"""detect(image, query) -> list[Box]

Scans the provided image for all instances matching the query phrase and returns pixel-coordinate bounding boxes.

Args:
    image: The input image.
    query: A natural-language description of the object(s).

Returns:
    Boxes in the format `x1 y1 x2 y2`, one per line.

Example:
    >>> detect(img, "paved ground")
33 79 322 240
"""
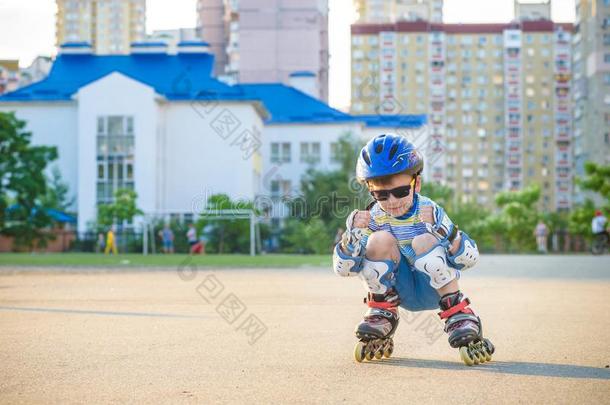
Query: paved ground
1 255 610 404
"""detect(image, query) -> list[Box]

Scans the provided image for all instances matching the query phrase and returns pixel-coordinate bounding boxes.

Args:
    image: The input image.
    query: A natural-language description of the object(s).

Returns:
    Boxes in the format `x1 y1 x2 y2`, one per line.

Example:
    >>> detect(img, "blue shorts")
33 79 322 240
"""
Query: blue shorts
394 254 443 312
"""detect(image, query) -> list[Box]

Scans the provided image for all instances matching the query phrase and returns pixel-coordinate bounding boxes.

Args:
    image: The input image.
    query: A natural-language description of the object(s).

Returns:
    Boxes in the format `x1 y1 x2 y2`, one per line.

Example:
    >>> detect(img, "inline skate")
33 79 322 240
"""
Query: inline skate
354 290 400 362
438 291 495 366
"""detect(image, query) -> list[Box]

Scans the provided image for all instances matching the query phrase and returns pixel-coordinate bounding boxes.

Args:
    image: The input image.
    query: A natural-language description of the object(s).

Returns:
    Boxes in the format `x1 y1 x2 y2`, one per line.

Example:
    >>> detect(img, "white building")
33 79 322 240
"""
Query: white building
147 29 199 54
18 56 53 88
0 42 426 233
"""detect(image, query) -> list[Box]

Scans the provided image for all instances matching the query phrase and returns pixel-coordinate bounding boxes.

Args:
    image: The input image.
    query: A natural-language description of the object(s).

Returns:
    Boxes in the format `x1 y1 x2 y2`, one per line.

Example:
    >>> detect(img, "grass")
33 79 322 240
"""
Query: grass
0 253 332 268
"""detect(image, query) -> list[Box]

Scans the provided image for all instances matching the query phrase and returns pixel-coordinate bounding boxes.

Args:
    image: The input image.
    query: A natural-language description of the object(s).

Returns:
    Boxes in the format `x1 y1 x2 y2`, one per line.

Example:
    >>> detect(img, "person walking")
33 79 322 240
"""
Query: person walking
534 220 548 253
104 226 118 255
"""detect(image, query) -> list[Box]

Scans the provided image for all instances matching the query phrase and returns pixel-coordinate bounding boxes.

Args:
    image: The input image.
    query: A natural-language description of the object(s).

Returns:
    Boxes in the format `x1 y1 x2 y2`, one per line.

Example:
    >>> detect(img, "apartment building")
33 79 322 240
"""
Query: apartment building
351 19 573 212
196 0 329 100
572 0 610 205
56 0 146 54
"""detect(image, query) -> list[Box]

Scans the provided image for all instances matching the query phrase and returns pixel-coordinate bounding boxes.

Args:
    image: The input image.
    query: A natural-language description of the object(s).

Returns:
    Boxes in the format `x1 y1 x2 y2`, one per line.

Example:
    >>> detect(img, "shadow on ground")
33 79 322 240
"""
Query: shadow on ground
372 357 610 380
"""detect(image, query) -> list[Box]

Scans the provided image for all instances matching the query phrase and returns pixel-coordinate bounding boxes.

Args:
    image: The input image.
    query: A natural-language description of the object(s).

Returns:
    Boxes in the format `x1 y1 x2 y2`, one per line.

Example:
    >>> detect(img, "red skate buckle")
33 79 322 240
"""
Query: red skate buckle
368 300 396 309
438 297 471 319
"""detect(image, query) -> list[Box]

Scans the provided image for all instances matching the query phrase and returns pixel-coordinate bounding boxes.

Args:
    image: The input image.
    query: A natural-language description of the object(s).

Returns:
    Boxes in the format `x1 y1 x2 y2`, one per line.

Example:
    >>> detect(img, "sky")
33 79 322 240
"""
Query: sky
0 0 576 110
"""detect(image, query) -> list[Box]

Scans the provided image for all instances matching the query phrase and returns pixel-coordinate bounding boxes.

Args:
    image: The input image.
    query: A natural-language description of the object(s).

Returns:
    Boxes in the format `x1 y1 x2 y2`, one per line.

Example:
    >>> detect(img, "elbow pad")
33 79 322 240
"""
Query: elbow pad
332 244 364 277
447 232 479 270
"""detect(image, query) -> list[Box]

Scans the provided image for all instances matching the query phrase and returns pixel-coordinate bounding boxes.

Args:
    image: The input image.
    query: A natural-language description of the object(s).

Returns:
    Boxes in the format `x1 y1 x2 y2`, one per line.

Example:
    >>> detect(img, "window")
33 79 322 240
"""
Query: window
97 117 105 134
270 142 291 163
96 116 135 205
270 180 291 198
461 36 473 45
300 142 320 164
330 142 340 163
605 53 610 63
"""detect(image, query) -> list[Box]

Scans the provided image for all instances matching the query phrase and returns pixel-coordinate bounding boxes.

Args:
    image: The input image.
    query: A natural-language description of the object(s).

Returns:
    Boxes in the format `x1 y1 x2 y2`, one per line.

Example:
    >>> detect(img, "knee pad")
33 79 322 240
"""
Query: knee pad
447 232 479 270
359 258 397 295
413 243 458 289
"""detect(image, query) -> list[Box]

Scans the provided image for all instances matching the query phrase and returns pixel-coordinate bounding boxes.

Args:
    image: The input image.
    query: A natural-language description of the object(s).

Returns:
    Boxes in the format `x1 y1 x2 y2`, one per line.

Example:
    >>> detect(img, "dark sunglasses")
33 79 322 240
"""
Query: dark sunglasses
369 179 415 201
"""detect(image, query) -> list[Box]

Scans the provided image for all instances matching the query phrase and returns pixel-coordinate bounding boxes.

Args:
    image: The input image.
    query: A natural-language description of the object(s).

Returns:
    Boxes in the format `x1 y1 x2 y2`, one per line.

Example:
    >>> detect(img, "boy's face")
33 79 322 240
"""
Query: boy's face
367 173 420 217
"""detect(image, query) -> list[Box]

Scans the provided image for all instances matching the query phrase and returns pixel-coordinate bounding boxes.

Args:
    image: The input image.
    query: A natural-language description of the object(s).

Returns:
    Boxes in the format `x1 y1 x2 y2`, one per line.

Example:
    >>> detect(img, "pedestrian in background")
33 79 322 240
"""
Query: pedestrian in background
159 224 174 254
186 223 198 254
96 232 106 253
534 220 548 253
104 226 118 255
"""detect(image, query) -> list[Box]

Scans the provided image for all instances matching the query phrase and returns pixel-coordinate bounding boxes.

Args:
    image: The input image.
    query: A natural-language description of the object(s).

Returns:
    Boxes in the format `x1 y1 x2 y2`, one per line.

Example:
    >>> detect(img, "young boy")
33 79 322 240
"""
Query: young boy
332 133 493 365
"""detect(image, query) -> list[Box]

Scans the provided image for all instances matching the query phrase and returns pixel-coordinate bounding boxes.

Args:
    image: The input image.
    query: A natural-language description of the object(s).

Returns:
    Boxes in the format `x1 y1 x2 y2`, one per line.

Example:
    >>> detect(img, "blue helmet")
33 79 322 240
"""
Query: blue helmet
356 134 423 181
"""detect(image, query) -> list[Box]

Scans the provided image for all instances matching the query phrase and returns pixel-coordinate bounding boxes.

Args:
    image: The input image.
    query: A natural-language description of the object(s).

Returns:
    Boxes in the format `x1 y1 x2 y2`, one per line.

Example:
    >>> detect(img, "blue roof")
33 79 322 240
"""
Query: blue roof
0 52 426 127
355 114 427 128
237 83 353 124
0 52 246 102
6 205 76 224
60 42 91 49
289 71 316 78
178 41 210 47
131 42 168 47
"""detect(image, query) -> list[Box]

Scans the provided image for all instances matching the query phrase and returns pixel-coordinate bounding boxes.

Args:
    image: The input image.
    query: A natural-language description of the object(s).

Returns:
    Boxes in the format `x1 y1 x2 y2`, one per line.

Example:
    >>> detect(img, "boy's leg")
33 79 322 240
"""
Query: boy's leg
411 233 482 348
354 231 401 340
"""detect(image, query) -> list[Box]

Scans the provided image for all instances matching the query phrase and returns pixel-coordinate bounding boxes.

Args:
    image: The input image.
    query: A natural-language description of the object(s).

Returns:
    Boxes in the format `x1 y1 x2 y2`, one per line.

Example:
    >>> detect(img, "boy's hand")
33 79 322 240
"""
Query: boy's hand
352 210 371 228
339 210 370 257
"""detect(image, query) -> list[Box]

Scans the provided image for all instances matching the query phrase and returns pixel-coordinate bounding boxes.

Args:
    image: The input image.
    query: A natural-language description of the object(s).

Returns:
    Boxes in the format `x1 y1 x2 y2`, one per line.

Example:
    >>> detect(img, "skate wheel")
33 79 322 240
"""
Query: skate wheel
354 341 366 363
483 338 494 361
483 350 492 362
365 347 375 361
383 342 393 359
374 349 383 360
459 346 475 366
483 338 495 355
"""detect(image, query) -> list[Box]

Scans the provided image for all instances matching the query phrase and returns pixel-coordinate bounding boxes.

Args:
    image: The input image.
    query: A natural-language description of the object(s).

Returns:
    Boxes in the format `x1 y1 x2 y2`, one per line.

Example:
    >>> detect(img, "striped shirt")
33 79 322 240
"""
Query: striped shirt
360 193 454 264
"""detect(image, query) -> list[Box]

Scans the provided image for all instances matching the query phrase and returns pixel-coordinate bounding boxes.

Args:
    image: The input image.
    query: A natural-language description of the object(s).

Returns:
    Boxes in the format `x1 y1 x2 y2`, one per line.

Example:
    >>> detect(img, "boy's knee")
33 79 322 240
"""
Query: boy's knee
412 233 438 255
366 231 399 261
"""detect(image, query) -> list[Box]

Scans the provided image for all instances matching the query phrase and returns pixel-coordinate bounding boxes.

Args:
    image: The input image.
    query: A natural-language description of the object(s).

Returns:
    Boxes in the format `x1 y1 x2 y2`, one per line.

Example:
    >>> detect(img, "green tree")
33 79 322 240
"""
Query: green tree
0 112 58 250
420 181 454 209
284 132 367 252
281 218 333 254
493 185 541 252
97 188 143 227
578 162 610 211
567 199 596 239
41 166 74 213
196 193 263 254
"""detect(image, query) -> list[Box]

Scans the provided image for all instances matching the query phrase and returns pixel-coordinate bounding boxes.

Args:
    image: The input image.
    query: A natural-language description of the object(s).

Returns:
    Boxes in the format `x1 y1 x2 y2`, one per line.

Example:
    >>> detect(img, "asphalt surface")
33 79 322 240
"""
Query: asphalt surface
1 255 609 404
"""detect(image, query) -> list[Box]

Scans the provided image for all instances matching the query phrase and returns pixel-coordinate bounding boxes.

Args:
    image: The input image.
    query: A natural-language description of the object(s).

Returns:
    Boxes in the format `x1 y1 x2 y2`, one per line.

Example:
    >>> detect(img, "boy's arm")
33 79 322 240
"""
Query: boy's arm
332 209 376 276
421 201 479 270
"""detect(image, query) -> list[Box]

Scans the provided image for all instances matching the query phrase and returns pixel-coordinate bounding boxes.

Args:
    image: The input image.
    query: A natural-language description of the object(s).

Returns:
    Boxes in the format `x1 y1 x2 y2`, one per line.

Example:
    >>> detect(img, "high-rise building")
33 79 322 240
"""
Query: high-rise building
147 29 199 54
55 0 146 54
196 0 329 101
196 0 230 76
19 56 53 88
514 0 551 21
354 0 443 23
351 20 573 212
0 60 20 95
572 0 610 205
